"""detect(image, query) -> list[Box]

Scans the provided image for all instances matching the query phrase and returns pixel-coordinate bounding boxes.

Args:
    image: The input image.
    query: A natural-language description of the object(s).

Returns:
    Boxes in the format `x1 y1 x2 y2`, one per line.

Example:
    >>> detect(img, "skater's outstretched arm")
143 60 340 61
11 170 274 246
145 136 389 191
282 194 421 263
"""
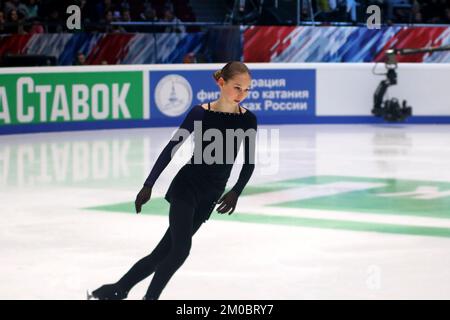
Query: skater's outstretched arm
143 106 204 189
135 106 204 214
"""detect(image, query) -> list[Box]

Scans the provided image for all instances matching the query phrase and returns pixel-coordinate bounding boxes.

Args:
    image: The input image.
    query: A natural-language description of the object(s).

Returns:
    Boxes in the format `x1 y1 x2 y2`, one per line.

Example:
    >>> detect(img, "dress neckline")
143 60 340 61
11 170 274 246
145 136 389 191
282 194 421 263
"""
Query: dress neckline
202 102 246 115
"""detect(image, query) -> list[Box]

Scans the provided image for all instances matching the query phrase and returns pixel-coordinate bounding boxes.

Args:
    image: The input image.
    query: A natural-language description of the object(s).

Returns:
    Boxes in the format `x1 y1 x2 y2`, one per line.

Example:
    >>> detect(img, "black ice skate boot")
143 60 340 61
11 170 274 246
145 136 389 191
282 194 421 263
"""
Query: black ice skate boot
88 283 129 300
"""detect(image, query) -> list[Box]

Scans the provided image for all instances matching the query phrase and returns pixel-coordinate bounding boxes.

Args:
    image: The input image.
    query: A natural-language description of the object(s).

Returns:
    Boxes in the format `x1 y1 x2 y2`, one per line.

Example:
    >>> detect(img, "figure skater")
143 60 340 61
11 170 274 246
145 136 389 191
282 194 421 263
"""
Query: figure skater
90 61 257 300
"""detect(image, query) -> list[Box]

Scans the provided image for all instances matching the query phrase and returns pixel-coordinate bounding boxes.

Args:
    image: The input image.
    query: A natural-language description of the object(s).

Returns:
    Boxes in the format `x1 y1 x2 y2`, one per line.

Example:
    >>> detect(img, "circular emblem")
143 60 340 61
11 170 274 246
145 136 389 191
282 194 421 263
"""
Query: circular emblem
154 74 192 117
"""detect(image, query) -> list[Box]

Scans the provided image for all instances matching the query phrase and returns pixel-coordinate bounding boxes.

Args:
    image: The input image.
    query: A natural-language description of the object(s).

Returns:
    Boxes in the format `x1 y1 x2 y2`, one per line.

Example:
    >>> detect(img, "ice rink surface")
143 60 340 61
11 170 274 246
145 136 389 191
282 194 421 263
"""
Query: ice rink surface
1 123 450 299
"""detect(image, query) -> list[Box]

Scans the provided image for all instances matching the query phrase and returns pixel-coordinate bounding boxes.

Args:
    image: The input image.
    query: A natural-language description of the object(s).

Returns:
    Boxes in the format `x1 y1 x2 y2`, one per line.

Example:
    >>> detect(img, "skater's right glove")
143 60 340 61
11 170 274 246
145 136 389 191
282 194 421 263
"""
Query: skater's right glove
135 185 152 214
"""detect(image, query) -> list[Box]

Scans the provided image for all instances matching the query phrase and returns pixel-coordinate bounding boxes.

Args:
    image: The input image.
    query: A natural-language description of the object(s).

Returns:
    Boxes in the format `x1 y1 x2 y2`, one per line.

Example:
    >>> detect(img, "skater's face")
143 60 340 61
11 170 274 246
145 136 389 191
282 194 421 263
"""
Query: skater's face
217 73 251 105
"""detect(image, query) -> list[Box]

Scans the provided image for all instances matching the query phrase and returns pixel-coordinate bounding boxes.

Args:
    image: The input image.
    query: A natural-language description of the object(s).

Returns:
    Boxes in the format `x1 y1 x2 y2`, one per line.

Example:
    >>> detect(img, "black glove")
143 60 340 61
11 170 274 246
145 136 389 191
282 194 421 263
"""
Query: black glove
216 190 239 215
135 185 152 214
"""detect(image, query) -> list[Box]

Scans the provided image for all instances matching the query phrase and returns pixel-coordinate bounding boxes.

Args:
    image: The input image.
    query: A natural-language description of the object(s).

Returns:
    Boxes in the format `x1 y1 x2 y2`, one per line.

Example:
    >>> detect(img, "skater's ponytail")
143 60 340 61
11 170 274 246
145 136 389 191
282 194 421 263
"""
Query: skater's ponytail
213 61 251 83
213 70 222 82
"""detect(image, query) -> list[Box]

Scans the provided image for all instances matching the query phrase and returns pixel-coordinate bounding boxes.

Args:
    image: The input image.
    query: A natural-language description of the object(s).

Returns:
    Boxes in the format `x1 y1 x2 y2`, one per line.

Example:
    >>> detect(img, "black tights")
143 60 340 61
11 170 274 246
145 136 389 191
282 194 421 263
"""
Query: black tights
117 198 204 300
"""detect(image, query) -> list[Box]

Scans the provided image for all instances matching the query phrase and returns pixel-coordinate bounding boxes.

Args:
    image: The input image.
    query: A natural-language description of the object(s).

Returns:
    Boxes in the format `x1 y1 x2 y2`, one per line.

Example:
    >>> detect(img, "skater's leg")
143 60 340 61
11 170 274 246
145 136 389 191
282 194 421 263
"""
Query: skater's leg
144 198 196 300
115 227 171 293
114 205 204 294
90 228 172 300
91 199 203 300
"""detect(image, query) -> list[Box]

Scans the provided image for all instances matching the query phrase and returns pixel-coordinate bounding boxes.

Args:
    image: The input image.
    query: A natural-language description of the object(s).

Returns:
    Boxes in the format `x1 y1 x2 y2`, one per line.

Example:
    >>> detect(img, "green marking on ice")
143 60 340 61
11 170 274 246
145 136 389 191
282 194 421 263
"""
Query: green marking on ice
86 175 450 238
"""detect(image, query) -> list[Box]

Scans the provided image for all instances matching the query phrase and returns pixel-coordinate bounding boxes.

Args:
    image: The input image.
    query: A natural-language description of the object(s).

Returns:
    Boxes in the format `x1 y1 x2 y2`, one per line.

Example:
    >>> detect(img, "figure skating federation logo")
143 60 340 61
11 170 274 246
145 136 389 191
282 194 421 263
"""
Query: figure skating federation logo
154 74 192 117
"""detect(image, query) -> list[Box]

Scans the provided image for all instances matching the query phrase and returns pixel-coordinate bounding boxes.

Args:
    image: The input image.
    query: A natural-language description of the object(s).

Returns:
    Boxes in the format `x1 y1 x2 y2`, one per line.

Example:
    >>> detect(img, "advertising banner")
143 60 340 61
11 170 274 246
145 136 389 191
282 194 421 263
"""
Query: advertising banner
149 69 316 125
0 71 144 134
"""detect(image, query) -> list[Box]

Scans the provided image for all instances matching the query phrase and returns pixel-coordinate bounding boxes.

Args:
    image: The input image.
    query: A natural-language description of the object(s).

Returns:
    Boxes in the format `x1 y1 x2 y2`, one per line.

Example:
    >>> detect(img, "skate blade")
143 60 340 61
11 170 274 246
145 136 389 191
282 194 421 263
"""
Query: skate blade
87 290 97 300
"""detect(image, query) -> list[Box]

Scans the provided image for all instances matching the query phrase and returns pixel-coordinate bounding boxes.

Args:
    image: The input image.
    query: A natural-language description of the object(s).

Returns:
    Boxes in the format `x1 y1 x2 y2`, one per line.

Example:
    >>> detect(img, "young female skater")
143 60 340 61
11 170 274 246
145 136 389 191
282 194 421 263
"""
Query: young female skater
90 61 257 300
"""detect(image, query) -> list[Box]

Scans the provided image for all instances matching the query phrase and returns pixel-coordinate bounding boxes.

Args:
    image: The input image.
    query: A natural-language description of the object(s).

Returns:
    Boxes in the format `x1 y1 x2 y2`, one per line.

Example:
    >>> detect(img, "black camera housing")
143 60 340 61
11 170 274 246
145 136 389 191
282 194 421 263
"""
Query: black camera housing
373 98 412 122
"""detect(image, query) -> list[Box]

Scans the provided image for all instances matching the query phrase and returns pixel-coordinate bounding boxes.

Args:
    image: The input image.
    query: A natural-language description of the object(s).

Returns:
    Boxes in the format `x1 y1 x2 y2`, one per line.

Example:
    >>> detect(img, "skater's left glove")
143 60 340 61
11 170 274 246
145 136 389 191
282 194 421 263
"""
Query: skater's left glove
216 190 238 215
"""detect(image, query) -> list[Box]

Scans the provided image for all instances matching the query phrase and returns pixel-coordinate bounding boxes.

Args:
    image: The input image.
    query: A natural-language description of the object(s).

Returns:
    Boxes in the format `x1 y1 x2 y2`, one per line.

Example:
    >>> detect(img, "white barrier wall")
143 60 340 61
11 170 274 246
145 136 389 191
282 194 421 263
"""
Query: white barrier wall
0 62 449 134
313 63 450 116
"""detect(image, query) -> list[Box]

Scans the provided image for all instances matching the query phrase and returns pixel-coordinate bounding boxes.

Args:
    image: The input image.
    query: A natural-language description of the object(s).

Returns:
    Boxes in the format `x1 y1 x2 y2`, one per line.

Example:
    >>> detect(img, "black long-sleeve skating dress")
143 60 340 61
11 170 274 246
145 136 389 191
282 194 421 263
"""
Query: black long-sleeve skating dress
144 101 257 221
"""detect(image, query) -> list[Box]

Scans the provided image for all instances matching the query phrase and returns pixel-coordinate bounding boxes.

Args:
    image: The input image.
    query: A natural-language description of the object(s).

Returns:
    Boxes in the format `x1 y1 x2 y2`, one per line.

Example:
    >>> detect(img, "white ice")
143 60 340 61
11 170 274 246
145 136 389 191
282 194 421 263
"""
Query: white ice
1 124 450 299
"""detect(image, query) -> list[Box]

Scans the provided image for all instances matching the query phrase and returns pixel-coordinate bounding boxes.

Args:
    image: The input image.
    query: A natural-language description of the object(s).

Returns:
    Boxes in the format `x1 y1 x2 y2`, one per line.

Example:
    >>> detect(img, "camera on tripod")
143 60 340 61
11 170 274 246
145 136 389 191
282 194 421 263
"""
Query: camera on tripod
372 45 450 122
372 54 412 122
372 98 412 122
372 49 412 122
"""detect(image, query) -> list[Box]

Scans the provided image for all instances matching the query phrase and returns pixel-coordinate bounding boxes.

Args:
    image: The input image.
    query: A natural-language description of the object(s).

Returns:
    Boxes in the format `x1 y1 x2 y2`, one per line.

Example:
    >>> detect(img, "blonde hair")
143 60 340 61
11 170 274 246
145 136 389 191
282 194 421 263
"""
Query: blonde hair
213 61 251 82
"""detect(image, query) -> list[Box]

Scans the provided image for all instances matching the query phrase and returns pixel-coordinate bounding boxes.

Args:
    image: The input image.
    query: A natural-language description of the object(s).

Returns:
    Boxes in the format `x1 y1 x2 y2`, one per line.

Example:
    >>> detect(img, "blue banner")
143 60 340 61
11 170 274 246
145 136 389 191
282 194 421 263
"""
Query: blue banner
149 69 316 125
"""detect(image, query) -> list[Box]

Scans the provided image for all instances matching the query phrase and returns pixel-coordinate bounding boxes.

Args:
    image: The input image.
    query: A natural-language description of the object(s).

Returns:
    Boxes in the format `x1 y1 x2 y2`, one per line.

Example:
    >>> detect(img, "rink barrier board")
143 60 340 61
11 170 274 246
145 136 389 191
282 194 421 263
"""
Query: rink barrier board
0 63 449 135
